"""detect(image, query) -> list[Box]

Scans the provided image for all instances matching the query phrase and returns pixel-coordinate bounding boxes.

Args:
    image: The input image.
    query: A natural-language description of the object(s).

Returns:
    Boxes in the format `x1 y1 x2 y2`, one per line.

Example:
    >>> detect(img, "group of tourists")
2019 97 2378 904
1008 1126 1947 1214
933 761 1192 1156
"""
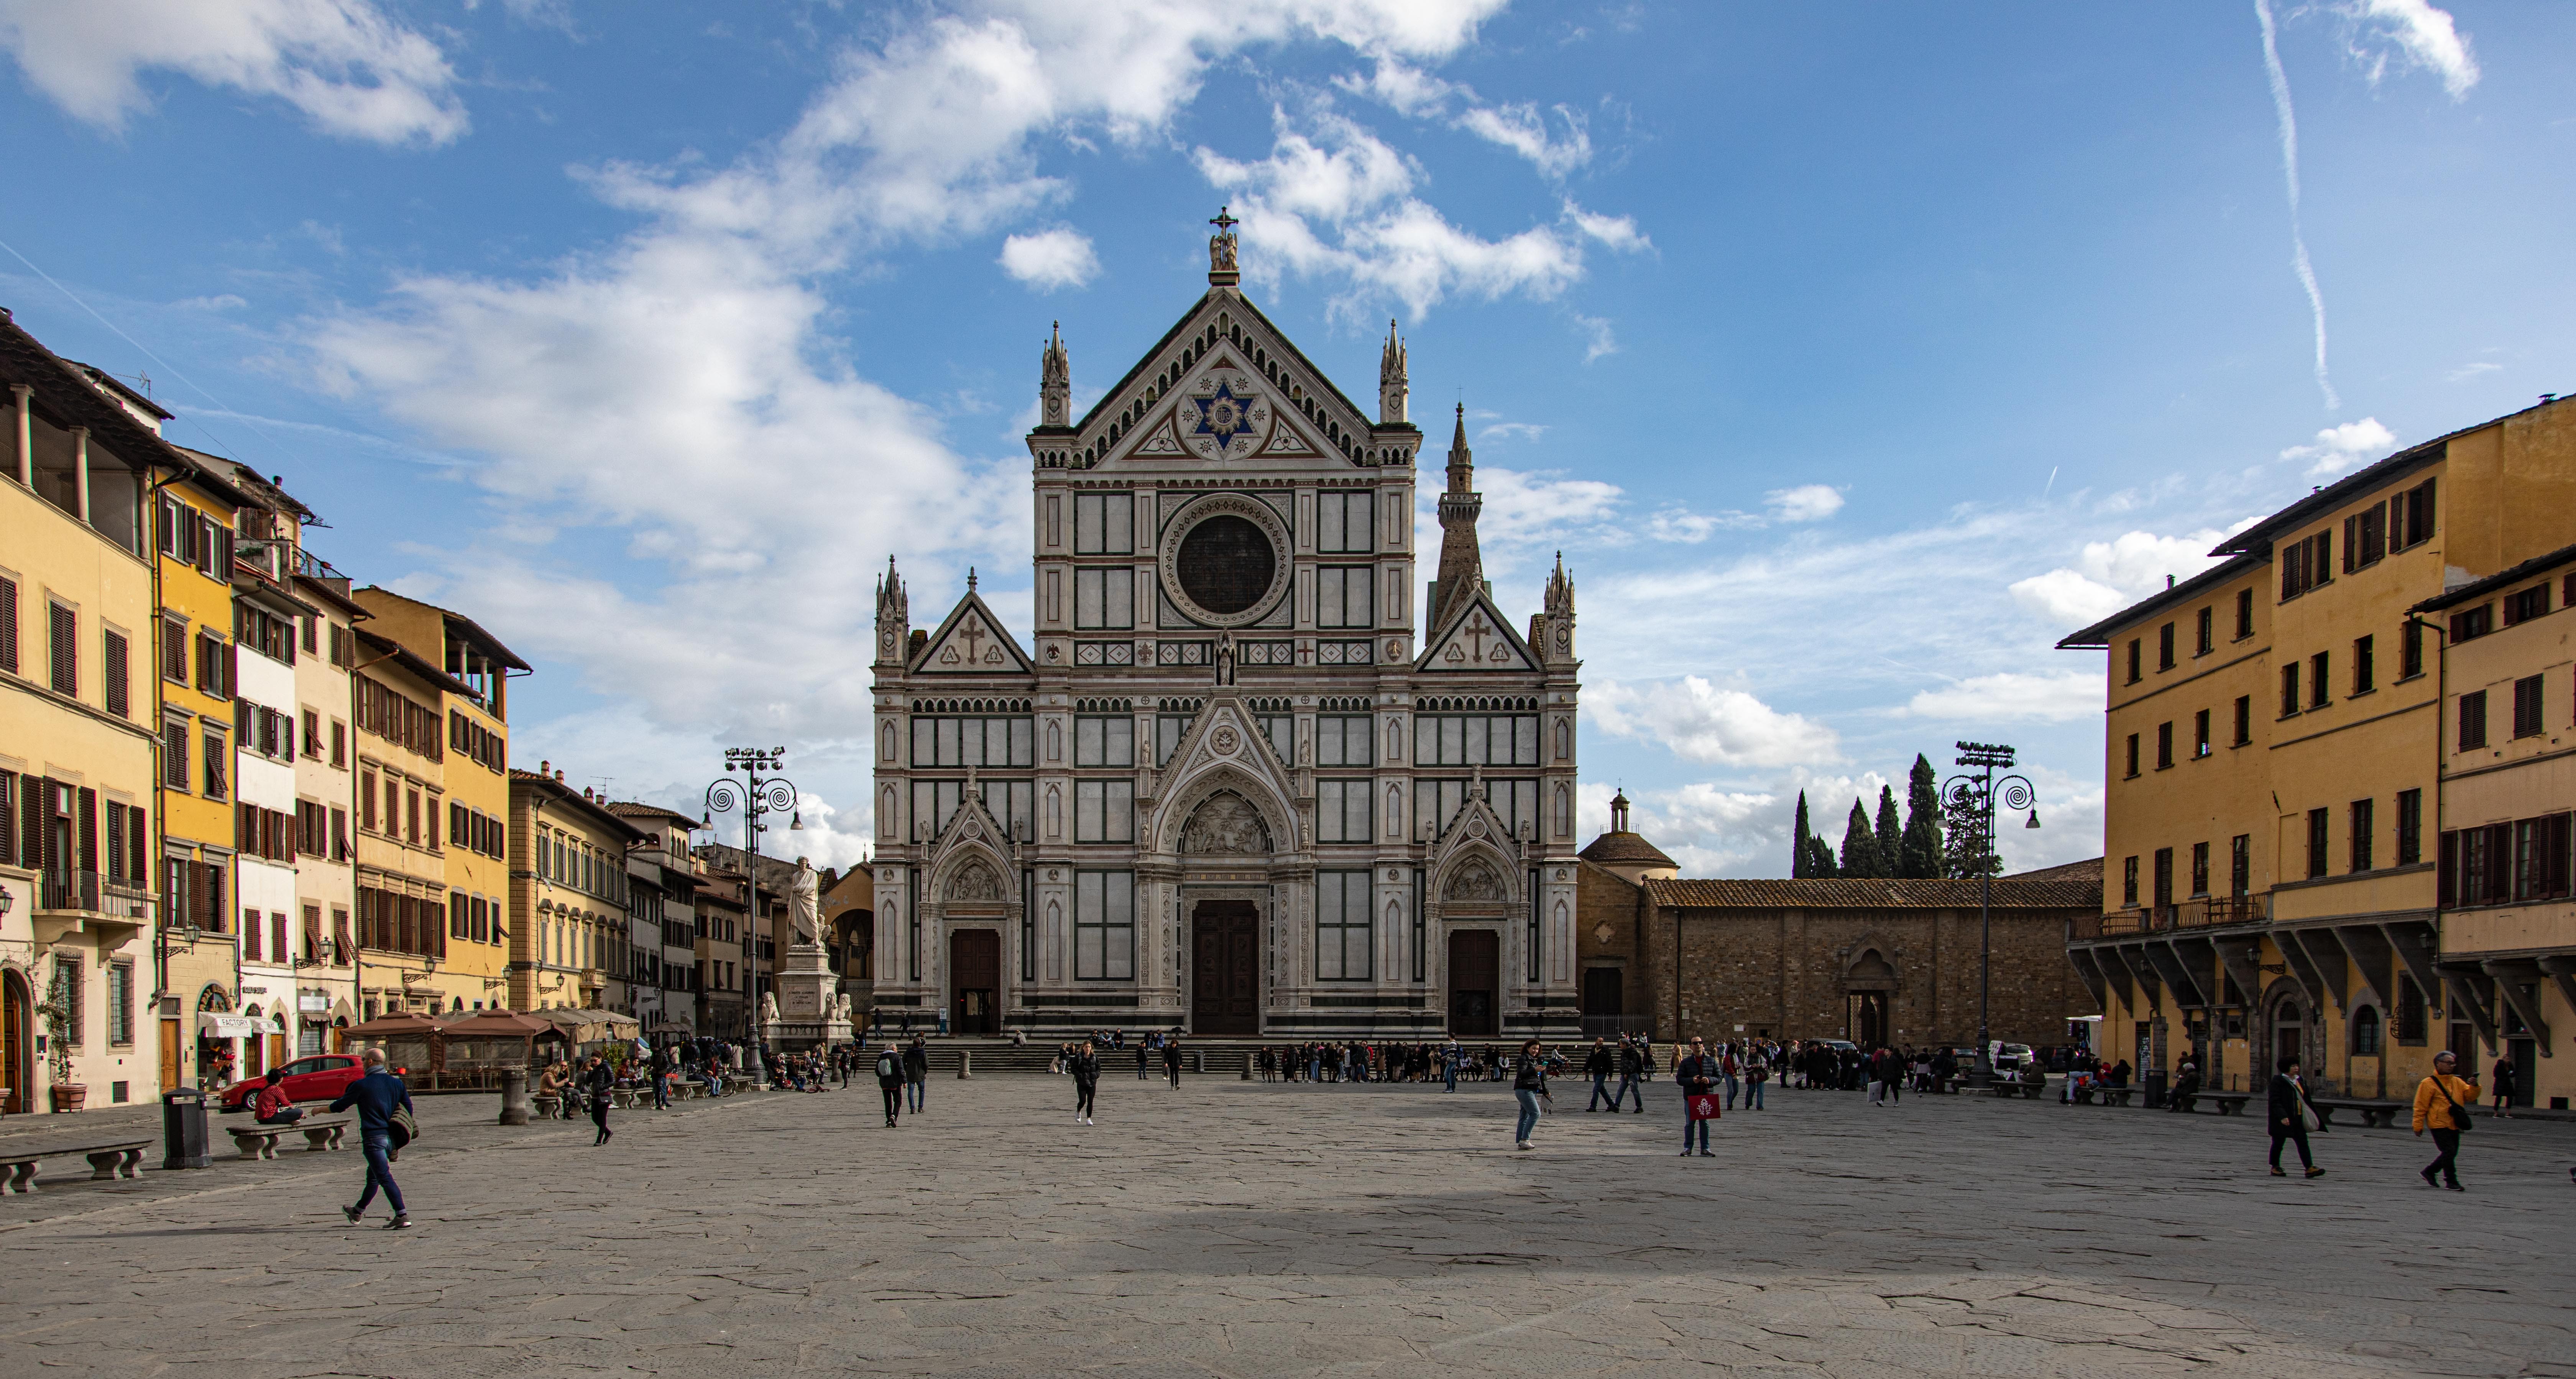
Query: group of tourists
1251 1040 1533 1086
2258 1049 2489 1189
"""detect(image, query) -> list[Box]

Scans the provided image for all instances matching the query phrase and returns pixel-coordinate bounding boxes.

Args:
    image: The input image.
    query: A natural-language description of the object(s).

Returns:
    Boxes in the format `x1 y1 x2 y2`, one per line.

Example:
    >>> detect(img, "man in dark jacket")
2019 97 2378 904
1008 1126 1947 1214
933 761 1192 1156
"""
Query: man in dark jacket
1070 1041 1101 1124
329 1047 415 1229
2268 1054 2325 1177
585 1055 616 1146
1584 1038 1616 1111
1613 1038 1646 1113
1163 1036 1184 1088
903 1037 930 1113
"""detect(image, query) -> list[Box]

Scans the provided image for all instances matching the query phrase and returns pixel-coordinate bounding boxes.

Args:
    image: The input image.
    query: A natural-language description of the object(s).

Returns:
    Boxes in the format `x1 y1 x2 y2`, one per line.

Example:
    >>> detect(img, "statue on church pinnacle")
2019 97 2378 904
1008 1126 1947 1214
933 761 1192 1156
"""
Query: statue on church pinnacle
1379 319 1408 425
1208 206 1240 286
1040 321 1069 427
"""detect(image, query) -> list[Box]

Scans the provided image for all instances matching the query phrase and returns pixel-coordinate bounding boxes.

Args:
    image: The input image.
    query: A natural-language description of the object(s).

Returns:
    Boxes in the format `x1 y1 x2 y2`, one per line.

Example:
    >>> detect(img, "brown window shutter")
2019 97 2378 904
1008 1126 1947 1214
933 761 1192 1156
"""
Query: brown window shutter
20 774 41 873
0 575 17 674
103 631 128 717
77 787 96 880
128 805 148 885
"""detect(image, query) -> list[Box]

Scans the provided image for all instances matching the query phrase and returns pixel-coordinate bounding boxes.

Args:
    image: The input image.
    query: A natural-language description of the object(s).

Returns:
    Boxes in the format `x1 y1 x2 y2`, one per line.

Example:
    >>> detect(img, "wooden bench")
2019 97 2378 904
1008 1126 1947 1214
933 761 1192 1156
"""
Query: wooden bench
0 1139 150 1192
2210 1092 2252 1116
2310 1097 2405 1129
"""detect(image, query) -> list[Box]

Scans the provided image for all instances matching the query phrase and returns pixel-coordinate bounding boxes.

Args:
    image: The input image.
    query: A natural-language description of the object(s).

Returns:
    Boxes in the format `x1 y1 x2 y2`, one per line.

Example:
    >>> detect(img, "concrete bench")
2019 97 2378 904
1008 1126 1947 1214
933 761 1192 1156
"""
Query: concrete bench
2310 1098 2405 1129
0 1139 150 1192
2210 1092 2252 1116
226 1123 294 1160
2096 1086 2136 1107
295 1116 351 1152
532 1093 561 1118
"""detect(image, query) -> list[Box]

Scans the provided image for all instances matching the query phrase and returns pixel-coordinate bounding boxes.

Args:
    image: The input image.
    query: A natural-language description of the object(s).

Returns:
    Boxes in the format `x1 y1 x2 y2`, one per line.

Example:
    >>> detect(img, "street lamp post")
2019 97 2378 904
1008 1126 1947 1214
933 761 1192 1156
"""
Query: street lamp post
1943 740 2039 1088
701 747 800 1055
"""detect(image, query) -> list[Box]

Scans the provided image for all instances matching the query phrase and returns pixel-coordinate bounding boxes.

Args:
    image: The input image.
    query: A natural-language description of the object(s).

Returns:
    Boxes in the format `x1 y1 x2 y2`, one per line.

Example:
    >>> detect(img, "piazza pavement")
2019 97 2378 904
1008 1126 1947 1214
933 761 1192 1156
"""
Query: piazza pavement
0 1070 2569 1378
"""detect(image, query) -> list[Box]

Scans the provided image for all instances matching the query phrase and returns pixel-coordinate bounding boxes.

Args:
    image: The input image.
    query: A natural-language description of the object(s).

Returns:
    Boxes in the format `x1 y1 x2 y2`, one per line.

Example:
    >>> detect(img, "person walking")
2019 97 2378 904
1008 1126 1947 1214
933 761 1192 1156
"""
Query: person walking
1743 1053 1768 1110
330 1047 415 1230
1442 1037 1462 1092
1584 1038 1616 1111
1163 1036 1184 1088
1510 1039 1549 1151
874 1043 906 1127
1137 1040 1153 1081
1071 1040 1100 1125
2489 1052 2517 1118
585 1055 615 1146
2414 1050 2479 1190
904 1036 930 1114
1675 1037 1722 1157
2266 1054 2326 1177
650 1044 673 1109
1613 1037 1646 1113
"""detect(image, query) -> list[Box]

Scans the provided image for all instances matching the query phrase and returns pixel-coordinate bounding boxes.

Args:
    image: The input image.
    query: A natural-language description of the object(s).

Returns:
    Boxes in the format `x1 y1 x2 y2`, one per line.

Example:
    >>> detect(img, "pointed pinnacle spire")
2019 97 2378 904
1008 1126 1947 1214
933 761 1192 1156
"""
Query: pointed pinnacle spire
1446 403 1473 493
1377 319 1409 425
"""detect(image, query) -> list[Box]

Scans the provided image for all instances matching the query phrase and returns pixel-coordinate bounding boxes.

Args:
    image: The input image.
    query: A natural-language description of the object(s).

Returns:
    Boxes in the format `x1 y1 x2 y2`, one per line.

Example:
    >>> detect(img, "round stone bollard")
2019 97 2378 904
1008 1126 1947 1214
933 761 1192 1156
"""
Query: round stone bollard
1191 1050 1204 1073
956 1049 973 1080
1239 1054 1252 1080
498 1068 531 1126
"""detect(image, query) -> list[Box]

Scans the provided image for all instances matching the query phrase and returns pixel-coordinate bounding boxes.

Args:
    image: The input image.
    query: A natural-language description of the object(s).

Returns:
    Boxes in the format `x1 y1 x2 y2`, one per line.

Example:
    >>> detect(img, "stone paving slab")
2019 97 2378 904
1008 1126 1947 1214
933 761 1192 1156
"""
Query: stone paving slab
1 1077 2571 1377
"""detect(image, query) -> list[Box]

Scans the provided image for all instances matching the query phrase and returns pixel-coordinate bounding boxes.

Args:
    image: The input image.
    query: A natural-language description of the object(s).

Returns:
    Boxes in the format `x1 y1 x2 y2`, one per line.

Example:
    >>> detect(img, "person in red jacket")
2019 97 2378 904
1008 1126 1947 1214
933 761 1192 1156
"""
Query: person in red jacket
251 1069 305 1127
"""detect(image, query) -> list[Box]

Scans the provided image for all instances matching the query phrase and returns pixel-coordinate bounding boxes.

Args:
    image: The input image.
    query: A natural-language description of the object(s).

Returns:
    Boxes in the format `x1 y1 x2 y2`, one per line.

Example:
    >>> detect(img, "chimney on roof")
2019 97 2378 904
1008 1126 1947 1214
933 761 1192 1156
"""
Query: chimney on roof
555 769 565 783
539 759 549 776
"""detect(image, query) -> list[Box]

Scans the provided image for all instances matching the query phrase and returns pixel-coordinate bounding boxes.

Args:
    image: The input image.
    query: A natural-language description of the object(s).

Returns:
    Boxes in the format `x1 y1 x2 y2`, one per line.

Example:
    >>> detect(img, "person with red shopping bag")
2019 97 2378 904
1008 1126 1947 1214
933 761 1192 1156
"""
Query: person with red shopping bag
1676 1037 1723 1157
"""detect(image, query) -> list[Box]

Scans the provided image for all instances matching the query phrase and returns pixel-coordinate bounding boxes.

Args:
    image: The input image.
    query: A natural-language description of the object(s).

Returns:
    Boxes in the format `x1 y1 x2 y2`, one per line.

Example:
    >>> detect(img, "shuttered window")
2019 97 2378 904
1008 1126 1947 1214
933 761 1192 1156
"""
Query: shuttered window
48 602 76 695
0 575 16 674
102 630 128 717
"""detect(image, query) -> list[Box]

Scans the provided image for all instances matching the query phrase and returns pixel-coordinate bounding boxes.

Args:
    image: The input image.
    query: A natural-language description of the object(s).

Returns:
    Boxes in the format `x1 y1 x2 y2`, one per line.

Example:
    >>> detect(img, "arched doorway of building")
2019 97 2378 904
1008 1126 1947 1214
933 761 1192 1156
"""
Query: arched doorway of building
2267 987 2306 1073
1450 930 1499 1038
950 930 999 1035
1189 899 1260 1035
1843 947 1897 1048
1 968 30 1114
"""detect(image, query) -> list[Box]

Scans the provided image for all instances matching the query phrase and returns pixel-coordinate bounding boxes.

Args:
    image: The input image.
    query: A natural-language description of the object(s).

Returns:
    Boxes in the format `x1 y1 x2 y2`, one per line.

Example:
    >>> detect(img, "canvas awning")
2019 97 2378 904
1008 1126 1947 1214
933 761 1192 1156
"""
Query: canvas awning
194 1013 281 1037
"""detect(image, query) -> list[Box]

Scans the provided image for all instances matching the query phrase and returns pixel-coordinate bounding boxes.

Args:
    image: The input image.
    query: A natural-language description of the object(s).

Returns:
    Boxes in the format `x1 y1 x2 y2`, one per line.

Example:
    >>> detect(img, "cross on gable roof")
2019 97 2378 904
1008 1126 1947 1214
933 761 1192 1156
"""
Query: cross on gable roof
910 588 1035 677
1416 587 1538 674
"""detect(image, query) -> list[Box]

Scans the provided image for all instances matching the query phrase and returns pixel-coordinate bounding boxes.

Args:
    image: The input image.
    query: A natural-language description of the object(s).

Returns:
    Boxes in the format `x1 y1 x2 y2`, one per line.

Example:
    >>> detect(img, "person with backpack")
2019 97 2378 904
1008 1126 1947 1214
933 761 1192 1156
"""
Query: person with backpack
2413 1050 2479 1190
1675 1037 1723 1156
330 1047 416 1230
1070 1040 1101 1124
874 1044 907 1127
2267 1054 2326 1178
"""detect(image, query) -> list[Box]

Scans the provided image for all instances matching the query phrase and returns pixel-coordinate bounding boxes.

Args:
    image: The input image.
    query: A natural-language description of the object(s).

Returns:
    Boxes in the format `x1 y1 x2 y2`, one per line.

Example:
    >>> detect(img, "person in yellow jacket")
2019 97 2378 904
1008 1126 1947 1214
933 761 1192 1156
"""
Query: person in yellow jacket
2411 1049 2480 1191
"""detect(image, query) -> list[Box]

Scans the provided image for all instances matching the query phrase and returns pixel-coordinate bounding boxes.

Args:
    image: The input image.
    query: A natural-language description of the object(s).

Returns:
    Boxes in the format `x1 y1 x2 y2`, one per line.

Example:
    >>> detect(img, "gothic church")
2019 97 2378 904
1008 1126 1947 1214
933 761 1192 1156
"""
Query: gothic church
869 213 1582 1039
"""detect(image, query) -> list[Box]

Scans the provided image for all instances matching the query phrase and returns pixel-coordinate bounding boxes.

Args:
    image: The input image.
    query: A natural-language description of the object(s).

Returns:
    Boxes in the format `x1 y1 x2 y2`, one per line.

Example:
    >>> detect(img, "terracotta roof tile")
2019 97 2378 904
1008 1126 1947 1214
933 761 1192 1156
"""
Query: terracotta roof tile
1578 831 1677 867
1642 877 2101 910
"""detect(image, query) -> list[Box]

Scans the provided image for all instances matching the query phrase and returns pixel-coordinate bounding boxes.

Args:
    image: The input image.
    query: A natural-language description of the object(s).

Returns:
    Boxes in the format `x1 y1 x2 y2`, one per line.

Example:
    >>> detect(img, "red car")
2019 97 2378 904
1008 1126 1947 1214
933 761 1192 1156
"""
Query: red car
216 1053 366 1113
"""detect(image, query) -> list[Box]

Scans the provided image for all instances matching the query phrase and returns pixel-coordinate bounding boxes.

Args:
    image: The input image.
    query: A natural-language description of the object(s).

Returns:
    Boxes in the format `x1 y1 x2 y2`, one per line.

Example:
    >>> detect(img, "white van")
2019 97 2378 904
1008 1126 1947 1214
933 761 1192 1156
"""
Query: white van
1990 1042 2035 1073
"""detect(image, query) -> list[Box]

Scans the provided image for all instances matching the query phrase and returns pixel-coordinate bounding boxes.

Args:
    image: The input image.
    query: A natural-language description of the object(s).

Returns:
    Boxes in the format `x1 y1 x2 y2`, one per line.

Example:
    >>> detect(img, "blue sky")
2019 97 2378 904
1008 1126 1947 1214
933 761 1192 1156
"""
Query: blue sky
2 0 2567 874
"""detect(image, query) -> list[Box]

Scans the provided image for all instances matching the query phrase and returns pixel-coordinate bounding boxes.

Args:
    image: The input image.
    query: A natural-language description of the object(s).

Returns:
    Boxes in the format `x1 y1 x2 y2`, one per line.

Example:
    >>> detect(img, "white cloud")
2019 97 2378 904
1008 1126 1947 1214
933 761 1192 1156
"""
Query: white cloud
2007 523 2254 629
1905 671 2100 724
998 226 1099 290
2445 360 2501 382
1477 421 1547 442
1197 103 1643 318
1573 312 1617 362
1339 54 1595 178
1444 465 1625 577
0 0 468 145
1644 506 1757 543
2342 0 2479 99
1764 483 1843 523
2279 416 2396 478
1588 677 1841 769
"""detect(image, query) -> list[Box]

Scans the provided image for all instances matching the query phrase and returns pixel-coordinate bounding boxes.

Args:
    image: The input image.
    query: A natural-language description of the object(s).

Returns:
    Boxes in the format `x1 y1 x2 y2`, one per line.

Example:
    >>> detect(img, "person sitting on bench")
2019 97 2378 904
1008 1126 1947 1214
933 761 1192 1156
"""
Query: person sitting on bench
252 1070 306 1127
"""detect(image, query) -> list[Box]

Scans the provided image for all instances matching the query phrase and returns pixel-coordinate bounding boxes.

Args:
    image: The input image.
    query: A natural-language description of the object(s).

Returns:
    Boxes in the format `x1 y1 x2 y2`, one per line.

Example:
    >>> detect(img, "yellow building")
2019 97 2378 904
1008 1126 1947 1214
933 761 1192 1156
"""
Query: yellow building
510 765 643 1012
0 317 169 1111
2413 542 2576 1109
347 628 459 1019
350 590 524 1017
2063 394 2576 1100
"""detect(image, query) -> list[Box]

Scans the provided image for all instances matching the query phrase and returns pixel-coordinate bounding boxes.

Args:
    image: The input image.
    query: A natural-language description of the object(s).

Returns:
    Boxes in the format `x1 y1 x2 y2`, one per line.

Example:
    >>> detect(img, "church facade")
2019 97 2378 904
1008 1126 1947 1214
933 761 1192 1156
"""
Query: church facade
867 214 1582 1039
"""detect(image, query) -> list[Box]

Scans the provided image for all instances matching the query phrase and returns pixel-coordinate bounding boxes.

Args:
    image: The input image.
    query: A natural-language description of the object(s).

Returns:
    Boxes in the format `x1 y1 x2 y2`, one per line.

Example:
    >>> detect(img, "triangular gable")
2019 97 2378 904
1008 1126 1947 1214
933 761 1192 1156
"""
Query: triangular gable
1152 692 1303 848
1416 589 1539 674
910 591 1035 676
1429 788 1525 896
926 786 1020 885
1071 292 1397 472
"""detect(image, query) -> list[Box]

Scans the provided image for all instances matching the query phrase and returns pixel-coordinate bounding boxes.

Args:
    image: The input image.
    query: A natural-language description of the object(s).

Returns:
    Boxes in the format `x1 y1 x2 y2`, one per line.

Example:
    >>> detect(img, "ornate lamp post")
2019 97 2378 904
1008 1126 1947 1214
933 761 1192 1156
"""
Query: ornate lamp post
701 747 800 1046
1943 740 2039 1088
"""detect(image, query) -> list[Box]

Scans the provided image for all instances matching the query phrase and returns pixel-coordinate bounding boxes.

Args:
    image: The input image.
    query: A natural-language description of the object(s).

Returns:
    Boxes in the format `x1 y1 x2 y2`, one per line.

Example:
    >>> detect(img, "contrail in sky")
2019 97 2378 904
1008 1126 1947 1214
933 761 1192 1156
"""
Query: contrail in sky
2255 0 2339 410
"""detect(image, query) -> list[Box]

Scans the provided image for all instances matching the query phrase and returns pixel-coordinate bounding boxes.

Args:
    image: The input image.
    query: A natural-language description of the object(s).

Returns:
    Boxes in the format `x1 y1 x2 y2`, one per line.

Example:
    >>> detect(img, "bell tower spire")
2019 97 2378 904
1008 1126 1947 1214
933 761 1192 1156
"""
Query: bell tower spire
1039 321 1070 428
1428 403 1486 631
1378 319 1408 425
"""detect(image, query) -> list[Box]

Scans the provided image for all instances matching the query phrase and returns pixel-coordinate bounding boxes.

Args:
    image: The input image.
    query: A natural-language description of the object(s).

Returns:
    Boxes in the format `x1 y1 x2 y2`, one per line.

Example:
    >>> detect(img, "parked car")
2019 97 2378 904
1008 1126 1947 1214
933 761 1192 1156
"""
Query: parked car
1989 1042 2036 1074
216 1053 365 1113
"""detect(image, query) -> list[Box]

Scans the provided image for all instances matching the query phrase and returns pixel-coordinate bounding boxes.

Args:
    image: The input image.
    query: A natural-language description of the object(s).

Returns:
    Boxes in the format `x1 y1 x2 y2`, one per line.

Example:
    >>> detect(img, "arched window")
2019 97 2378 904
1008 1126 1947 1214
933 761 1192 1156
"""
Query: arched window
1045 786 1063 840
2351 1005 2383 1056
1385 719 1401 761
1385 784 1403 838
1046 720 1063 762
1554 718 1571 761
880 722 896 761
879 786 897 838
1553 784 1571 838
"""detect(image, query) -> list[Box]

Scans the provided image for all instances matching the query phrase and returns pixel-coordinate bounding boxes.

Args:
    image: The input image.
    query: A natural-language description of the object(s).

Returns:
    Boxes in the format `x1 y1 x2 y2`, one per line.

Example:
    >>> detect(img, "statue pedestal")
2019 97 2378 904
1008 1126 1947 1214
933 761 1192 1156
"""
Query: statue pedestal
765 943 853 1049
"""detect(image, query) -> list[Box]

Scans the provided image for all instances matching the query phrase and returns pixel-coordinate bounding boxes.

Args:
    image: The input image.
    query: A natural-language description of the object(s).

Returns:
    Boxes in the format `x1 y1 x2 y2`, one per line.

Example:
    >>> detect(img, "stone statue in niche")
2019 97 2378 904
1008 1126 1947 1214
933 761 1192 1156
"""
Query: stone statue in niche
949 859 1004 902
1446 859 1507 903
1182 793 1270 855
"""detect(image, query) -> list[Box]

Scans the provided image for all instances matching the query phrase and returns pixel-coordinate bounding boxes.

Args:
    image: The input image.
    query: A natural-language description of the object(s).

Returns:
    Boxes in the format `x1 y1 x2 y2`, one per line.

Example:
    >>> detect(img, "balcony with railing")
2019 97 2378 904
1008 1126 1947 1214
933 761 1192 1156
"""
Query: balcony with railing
2072 894 2269 941
33 871 156 930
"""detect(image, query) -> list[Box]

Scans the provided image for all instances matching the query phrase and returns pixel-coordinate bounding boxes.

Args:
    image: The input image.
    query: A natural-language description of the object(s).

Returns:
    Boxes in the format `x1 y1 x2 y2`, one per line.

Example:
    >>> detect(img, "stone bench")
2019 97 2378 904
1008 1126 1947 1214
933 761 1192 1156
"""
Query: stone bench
225 1123 296 1160
2310 1097 2405 1129
2209 1092 2252 1116
2095 1086 2136 1107
532 1093 561 1118
294 1116 350 1152
0 1140 150 1192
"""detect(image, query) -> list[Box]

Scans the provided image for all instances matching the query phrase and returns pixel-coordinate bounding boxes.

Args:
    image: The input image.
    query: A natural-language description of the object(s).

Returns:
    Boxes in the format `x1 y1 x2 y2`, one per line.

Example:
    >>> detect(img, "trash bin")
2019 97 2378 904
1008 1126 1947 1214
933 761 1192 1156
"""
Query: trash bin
163 1087 210 1170
2143 1068 2169 1110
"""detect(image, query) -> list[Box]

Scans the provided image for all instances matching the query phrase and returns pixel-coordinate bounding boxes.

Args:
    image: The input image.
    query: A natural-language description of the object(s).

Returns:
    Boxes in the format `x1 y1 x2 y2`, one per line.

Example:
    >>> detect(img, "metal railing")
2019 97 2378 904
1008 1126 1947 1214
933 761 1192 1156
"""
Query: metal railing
2073 894 2267 941
36 871 156 920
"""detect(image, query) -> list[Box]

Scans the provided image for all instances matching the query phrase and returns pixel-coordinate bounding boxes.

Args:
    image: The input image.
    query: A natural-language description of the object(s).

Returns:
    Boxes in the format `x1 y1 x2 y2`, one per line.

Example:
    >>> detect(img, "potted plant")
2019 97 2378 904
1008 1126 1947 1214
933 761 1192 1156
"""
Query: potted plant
34 970 81 1112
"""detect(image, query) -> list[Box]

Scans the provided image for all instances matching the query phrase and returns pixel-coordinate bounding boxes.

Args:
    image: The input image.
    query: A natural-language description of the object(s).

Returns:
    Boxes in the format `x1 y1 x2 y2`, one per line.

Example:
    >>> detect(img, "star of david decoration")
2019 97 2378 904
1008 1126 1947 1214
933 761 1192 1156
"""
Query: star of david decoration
1176 369 1272 461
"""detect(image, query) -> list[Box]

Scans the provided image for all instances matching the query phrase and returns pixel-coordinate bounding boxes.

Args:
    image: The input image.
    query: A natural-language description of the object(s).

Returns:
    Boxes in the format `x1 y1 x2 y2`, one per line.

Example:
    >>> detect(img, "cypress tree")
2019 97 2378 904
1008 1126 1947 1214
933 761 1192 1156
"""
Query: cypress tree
1805 833 1840 878
1791 791 1812 877
1899 753 1944 879
1839 799 1879 877
1873 785 1901 874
